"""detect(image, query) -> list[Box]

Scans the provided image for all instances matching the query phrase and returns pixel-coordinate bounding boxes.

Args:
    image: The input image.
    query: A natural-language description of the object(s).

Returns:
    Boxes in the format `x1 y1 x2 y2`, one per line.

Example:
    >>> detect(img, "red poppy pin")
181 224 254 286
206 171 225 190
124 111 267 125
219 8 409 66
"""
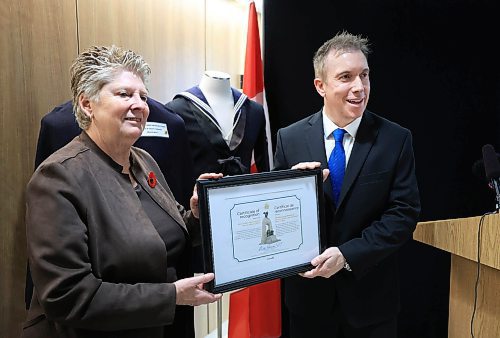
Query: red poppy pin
147 171 157 188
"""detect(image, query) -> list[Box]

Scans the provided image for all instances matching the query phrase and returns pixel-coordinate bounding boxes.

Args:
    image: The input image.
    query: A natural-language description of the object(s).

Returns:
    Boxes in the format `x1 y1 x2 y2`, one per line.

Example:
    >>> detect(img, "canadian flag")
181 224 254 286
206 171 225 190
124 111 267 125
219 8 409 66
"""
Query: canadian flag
243 1 274 173
228 1 281 338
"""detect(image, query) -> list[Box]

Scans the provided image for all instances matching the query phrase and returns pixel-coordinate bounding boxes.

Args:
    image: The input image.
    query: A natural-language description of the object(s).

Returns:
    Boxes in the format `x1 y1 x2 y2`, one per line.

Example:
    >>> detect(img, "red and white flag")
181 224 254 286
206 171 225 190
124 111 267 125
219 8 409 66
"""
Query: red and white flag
242 0 274 173
228 2 281 338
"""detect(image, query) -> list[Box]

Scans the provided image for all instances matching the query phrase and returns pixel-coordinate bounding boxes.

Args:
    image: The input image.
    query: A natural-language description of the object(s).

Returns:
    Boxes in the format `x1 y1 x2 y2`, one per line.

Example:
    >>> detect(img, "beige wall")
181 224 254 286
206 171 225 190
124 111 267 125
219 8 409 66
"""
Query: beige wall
0 0 247 336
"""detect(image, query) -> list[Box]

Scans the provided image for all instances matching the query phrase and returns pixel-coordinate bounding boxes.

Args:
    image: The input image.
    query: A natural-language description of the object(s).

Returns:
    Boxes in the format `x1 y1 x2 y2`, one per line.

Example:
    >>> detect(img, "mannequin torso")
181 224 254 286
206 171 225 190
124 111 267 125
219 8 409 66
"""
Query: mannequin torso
199 71 235 142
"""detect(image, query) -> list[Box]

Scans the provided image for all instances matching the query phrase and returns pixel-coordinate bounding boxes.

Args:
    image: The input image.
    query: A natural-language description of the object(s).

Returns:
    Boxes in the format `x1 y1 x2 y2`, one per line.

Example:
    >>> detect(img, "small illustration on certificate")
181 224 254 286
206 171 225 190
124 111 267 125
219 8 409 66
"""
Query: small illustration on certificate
231 197 302 260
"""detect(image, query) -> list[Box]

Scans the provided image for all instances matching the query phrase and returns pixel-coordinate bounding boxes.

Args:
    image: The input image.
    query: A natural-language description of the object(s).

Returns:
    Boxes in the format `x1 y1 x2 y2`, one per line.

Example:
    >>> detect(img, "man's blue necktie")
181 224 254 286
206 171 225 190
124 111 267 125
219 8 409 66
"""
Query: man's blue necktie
328 128 346 206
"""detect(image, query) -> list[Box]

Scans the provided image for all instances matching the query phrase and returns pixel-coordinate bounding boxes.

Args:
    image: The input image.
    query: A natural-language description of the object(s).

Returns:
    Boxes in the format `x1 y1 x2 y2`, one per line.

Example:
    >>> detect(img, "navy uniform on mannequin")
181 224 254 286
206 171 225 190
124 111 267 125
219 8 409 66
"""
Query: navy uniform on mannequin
166 71 270 271
274 32 420 338
166 70 269 178
25 97 195 310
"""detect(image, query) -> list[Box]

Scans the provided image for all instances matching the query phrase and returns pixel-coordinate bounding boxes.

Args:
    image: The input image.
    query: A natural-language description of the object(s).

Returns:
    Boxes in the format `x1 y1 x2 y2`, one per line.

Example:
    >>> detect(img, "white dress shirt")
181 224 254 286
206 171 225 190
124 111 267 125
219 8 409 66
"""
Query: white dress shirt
322 111 362 167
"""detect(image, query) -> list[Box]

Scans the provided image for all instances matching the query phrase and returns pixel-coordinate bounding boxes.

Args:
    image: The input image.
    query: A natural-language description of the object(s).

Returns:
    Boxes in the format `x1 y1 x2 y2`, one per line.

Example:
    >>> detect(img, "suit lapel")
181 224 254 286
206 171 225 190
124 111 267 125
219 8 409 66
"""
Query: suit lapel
144 177 187 231
337 111 379 208
306 111 334 201
131 155 188 232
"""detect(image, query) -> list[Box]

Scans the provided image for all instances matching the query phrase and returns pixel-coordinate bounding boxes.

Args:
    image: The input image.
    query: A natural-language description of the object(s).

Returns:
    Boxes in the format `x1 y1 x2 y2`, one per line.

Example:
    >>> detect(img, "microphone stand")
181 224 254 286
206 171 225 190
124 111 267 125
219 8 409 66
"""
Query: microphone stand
491 179 500 212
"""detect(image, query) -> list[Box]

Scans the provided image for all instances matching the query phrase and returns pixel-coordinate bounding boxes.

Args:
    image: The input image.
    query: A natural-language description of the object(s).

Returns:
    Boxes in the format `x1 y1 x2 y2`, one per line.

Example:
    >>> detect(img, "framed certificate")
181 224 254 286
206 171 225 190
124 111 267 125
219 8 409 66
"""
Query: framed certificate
196 168 326 293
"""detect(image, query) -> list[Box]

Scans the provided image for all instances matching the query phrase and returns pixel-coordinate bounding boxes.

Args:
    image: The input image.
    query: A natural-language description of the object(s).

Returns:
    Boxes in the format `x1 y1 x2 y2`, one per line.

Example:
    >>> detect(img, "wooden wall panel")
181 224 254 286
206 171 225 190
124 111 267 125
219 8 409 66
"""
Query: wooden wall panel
0 1 78 337
1 0 250 336
206 0 247 89
77 0 205 103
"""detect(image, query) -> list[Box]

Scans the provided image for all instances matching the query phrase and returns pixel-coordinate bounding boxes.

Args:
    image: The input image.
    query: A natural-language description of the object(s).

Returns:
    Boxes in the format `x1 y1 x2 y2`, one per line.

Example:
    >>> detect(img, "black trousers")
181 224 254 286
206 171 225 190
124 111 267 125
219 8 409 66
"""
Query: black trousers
288 307 397 338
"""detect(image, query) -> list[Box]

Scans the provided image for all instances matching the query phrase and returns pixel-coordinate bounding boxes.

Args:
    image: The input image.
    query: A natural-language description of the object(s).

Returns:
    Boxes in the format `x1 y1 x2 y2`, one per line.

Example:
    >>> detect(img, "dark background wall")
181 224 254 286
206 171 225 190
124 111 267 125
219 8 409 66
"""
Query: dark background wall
263 0 500 337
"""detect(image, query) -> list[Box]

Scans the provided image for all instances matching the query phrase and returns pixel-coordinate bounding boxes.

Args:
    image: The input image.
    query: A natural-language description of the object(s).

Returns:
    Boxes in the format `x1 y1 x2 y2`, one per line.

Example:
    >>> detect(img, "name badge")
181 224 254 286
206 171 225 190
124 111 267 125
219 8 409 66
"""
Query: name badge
142 122 169 138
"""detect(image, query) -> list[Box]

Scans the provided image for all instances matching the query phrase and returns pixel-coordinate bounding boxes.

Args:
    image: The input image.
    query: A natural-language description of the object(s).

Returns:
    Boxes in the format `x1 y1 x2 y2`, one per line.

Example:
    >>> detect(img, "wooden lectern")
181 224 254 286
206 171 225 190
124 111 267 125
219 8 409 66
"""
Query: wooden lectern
413 213 500 338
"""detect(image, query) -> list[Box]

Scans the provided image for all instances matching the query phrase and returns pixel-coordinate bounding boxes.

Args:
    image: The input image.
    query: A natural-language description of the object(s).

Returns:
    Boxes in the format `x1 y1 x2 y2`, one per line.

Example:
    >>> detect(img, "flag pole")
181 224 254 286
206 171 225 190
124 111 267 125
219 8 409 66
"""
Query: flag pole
228 1 281 337
217 298 222 338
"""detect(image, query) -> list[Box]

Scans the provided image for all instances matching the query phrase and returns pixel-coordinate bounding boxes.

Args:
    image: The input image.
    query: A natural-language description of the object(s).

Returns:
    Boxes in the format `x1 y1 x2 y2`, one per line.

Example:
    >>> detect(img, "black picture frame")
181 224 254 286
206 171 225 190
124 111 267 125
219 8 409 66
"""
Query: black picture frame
196 168 326 293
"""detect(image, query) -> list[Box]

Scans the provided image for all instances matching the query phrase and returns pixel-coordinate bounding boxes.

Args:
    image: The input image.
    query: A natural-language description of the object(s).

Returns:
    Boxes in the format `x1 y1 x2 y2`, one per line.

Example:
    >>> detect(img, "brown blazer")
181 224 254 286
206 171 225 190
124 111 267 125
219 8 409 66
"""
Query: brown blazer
23 132 198 338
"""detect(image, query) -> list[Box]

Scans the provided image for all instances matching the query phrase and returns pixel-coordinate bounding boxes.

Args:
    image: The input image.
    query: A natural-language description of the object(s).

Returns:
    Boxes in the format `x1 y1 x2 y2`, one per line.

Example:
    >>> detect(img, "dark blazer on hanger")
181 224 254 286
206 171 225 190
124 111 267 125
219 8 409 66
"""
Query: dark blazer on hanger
25 97 195 309
33 98 194 207
274 109 420 328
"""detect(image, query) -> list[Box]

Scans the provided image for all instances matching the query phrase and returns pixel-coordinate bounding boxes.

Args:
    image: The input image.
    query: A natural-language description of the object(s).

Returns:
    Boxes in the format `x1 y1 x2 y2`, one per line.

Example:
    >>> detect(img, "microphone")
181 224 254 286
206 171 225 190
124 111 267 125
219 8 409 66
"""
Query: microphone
481 144 500 211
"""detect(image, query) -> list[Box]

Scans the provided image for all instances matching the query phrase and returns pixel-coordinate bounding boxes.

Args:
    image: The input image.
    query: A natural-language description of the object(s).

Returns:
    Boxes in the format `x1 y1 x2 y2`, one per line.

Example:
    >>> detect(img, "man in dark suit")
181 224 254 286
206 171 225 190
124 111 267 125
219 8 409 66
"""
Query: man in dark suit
274 32 420 338
25 97 195 309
